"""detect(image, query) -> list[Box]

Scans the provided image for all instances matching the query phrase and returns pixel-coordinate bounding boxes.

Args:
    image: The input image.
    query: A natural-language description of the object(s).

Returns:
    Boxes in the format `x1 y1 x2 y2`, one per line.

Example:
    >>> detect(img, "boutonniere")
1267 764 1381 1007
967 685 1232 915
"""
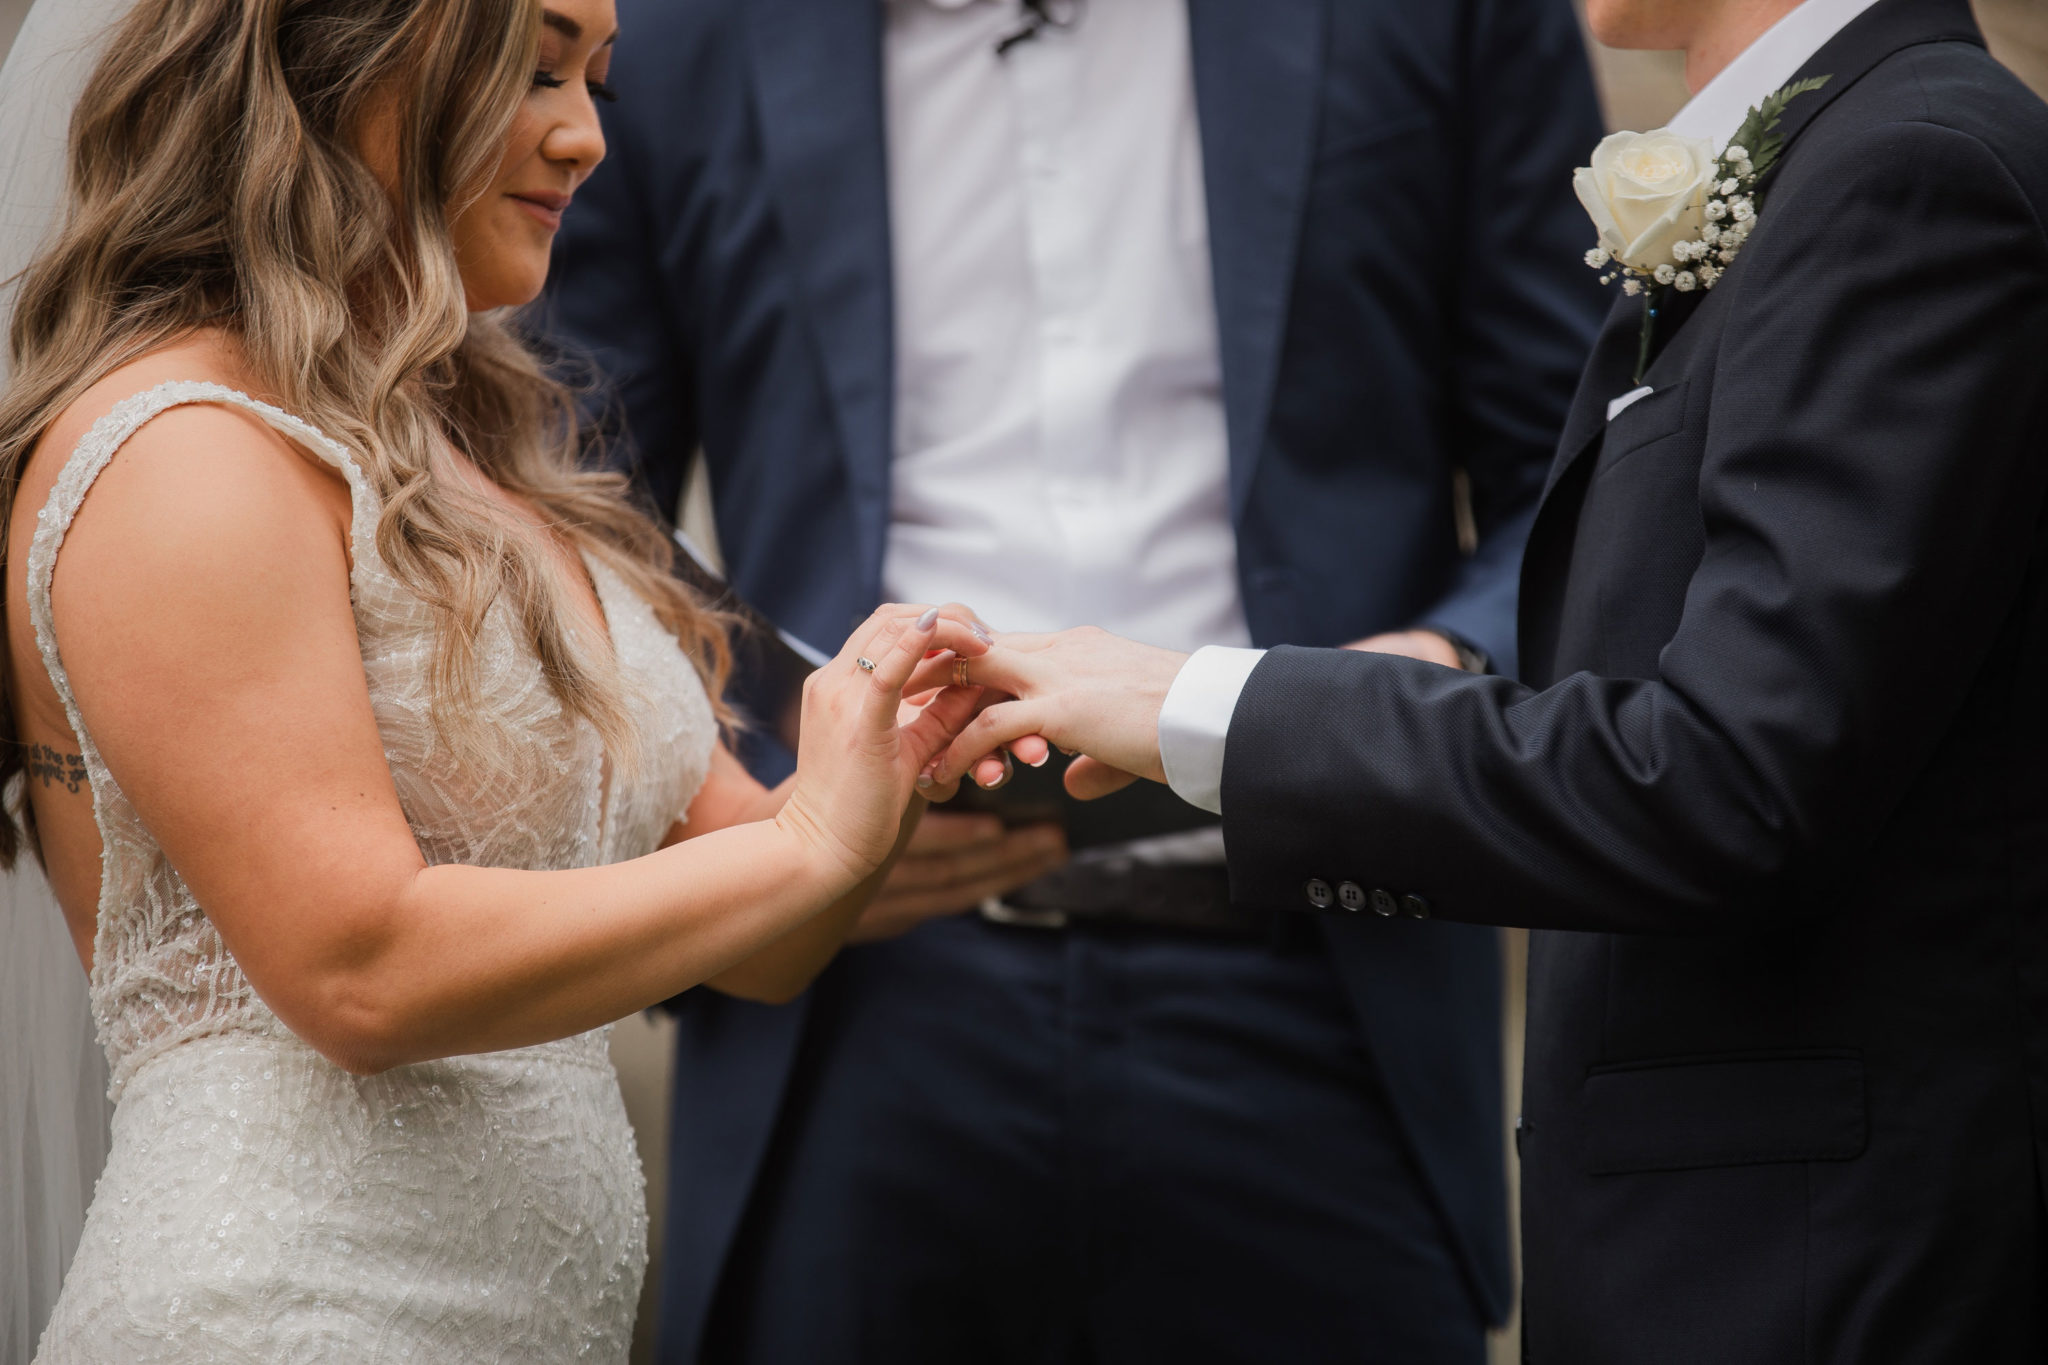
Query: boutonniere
1574 76 1831 383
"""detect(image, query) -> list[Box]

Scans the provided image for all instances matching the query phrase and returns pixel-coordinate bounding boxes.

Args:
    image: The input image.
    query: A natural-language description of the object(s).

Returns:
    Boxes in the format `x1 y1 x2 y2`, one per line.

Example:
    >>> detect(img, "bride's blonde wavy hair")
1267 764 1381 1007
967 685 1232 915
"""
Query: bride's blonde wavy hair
0 0 734 867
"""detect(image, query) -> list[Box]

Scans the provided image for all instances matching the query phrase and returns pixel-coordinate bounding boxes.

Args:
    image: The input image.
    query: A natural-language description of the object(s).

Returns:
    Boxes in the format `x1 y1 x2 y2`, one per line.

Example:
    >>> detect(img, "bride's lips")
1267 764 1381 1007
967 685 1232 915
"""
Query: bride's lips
509 190 571 231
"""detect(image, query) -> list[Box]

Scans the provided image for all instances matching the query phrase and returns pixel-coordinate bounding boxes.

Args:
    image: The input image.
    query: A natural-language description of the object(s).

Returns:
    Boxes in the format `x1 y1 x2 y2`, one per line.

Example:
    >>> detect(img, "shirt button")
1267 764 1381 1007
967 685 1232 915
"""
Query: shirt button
1402 894 1433 920
1337 881 1367 913
1305 879 1334 909
1371 888 1400 917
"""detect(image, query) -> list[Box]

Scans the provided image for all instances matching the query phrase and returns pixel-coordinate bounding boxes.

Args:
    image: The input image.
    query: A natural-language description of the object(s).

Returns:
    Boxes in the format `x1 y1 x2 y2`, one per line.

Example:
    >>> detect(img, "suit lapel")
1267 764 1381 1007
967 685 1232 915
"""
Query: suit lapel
1541 293 1643 504
1187 0 1328 517
745 0 895 587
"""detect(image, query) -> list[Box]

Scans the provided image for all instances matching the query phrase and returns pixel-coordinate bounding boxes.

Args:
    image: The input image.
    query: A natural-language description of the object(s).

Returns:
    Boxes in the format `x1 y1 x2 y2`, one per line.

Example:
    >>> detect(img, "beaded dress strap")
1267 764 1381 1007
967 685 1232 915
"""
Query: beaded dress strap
23 381 378 764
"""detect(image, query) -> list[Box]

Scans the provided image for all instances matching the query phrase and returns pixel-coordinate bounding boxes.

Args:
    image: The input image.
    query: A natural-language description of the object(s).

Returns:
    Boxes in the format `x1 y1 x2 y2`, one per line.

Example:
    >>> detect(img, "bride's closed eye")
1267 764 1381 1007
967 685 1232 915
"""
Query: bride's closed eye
533 71 619 103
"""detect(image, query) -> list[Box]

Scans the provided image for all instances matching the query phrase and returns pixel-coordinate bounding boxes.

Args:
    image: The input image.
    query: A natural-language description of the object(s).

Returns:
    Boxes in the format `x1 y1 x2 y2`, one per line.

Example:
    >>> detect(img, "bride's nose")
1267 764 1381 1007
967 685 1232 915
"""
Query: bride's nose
541 103 606 176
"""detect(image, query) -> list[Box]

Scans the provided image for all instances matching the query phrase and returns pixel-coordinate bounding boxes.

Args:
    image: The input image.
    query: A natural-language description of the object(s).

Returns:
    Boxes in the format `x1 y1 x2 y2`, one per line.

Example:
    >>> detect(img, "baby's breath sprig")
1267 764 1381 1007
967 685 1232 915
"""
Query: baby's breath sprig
1582 75 1831 382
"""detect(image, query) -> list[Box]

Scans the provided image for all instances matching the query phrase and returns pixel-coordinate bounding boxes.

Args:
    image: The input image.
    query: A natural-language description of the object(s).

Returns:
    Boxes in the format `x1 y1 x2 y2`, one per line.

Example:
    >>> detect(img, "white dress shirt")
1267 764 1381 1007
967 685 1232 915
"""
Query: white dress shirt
880 0 1250 658
1666 0 1884 148
1156 0 1879 816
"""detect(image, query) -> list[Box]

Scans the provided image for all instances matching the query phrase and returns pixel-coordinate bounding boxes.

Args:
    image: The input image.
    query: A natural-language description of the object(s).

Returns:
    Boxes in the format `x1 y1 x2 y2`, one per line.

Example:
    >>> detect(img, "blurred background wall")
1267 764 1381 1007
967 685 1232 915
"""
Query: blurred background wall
0 2 2040 1363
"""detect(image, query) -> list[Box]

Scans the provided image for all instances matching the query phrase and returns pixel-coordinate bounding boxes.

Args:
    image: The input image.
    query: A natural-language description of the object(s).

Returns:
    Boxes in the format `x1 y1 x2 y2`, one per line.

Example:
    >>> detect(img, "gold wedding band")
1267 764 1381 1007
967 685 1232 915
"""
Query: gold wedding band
954 657 971 688
856 657 878 673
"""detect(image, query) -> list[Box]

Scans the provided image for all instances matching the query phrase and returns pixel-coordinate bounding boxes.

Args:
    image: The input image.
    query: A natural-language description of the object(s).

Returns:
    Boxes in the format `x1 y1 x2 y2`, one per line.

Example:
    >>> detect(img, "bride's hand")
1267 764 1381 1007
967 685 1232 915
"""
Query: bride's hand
775 604 991 884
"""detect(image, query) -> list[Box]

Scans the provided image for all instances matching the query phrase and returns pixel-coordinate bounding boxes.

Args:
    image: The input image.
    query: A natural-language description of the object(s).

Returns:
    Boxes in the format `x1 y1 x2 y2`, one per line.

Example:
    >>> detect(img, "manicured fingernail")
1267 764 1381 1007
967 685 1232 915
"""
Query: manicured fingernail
916 607 939 630
975 619 994 634
971 623 993 645
1026 749 1048 768
916 773 934 790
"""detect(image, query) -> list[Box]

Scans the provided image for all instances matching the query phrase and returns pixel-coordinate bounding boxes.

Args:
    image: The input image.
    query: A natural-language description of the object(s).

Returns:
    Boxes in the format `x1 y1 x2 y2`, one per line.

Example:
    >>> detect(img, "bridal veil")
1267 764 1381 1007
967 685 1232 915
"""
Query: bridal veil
0 0 133 1354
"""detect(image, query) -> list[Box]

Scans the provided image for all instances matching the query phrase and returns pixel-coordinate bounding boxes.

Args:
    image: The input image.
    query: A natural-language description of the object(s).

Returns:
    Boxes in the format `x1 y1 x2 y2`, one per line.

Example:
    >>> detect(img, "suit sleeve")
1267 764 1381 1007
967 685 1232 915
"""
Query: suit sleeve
1222 121 2048 934
543 100 699 519
1415 0 1608 676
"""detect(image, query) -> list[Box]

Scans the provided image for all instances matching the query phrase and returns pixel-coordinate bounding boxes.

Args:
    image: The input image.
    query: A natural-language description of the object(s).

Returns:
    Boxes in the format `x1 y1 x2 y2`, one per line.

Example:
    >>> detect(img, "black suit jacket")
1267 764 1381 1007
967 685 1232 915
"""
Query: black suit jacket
1219 2 2048 1359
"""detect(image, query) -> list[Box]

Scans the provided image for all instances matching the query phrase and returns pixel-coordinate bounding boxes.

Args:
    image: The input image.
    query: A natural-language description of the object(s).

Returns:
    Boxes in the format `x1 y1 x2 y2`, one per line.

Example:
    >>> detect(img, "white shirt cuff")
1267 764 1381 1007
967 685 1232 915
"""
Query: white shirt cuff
1157 646 1267 816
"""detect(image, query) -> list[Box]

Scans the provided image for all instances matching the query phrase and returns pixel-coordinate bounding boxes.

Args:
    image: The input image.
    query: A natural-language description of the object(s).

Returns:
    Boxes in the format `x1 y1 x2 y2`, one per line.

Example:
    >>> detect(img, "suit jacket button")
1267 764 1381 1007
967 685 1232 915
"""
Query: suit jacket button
1337 881 1367 912
1370 888 1399 917
1402 894 1432 920
1305 879 1334 909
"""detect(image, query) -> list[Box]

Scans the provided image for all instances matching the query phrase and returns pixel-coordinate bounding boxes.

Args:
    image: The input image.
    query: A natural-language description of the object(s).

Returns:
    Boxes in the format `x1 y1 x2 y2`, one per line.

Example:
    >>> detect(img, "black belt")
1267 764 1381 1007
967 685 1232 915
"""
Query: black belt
980 860 1278 939
945 754 1277 938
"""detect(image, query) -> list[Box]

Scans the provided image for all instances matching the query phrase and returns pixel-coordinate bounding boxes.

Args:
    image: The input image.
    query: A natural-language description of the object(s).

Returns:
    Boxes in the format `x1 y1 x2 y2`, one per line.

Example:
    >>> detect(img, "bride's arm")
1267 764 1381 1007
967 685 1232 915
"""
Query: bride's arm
41 408 983 1074
660 746 926 1003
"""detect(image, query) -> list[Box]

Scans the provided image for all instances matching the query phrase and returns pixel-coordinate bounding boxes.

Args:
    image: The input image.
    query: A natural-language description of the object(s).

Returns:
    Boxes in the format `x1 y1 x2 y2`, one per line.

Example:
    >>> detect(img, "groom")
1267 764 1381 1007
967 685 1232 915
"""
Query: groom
940 0 2048 1358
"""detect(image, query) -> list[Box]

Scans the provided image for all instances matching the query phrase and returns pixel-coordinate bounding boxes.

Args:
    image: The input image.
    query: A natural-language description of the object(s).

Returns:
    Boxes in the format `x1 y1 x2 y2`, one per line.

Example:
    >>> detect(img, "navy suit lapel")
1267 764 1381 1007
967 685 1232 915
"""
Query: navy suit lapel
745 0 895 589
1187 0 1328 517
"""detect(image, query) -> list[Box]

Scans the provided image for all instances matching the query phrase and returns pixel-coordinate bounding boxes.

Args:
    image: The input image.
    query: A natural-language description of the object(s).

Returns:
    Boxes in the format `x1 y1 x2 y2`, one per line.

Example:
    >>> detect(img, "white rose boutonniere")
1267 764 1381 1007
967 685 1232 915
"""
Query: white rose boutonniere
1575 131 1720 274
1577 76 1831 383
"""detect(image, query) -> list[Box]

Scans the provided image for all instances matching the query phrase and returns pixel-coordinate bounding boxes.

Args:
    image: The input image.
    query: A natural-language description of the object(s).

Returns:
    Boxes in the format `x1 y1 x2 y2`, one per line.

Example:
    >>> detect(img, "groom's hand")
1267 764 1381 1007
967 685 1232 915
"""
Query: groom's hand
926 627 1188 799
849 813 1068 943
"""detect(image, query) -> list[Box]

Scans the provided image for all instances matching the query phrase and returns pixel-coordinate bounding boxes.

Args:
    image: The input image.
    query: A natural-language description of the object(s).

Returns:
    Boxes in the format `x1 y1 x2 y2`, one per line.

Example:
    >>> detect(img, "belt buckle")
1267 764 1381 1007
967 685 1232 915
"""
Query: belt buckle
977 896 1069 930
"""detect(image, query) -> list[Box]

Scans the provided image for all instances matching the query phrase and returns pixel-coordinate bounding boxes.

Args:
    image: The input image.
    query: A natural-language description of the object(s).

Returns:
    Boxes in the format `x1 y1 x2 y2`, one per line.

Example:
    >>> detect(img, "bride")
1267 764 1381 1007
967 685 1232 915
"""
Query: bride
1 0 998 1357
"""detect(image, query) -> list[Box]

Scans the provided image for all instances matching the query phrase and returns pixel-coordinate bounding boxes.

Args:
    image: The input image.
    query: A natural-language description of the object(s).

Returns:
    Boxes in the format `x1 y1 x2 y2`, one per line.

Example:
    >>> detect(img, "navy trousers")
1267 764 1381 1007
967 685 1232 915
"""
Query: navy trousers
699 914 1484 1364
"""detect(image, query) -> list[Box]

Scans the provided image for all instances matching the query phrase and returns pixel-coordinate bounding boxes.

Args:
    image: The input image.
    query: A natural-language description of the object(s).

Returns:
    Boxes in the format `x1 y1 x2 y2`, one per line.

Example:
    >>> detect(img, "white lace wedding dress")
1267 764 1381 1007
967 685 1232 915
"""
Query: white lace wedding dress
29 382 717 1363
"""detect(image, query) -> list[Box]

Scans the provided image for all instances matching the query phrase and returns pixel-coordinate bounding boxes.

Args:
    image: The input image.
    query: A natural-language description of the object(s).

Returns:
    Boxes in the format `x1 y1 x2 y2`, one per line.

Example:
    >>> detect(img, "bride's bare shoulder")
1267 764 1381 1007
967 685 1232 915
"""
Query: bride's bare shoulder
30 332 270 476
16 332 353 562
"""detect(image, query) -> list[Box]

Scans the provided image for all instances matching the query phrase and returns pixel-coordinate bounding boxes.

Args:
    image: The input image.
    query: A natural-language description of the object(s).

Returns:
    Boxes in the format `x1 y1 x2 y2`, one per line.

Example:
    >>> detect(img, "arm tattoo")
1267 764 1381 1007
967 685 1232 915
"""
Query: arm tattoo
28 742 87 794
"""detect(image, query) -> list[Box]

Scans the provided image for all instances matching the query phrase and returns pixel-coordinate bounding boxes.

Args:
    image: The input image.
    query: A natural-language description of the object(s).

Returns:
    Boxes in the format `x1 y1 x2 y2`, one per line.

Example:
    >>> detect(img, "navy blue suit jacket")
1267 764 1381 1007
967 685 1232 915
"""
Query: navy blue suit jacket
545 0 1604 1350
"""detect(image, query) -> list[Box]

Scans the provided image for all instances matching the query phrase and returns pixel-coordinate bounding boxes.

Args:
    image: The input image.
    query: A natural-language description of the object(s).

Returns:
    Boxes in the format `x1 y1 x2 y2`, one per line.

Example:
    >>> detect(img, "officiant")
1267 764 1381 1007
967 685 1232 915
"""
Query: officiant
543 0 1604 1359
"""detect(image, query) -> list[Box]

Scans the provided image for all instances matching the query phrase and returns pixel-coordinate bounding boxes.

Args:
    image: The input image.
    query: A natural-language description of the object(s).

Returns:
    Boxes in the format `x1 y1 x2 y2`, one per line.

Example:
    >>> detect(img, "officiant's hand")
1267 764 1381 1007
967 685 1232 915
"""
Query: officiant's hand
850 813 1068 942
923 627 1187 801
776 605 991 886
1344 629 1464 668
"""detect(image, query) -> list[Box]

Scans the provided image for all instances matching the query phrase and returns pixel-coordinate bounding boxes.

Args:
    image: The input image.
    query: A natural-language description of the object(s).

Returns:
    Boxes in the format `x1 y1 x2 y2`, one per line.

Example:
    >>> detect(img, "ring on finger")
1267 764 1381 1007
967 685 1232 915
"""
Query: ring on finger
856 656 878 674
953 656 971 688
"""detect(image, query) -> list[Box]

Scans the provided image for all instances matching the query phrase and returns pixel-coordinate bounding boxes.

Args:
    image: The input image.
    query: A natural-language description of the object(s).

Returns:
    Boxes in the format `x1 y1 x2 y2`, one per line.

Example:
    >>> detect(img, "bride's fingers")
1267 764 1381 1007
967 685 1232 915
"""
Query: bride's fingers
899 684 981 764
932 699 1051 786
842 604 988 669
1065 755 1141 801
855 612 949 723
851 620 990 725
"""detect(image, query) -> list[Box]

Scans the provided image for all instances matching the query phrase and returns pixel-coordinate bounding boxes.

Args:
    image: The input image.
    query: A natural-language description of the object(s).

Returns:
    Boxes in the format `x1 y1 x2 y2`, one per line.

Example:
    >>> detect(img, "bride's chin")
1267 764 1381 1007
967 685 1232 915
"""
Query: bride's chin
460 263 549 314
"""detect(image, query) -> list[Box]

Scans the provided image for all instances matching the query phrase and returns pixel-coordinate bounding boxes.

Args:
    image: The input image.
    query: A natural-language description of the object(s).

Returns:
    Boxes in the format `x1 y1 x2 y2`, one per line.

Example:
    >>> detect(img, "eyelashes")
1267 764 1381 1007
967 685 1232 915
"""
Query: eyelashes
532 71 619 103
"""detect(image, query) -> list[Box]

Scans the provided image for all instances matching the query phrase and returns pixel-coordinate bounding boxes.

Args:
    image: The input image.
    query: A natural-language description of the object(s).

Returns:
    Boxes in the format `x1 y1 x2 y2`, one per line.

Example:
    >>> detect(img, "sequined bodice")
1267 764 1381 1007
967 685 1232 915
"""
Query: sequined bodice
25 382 715 1095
